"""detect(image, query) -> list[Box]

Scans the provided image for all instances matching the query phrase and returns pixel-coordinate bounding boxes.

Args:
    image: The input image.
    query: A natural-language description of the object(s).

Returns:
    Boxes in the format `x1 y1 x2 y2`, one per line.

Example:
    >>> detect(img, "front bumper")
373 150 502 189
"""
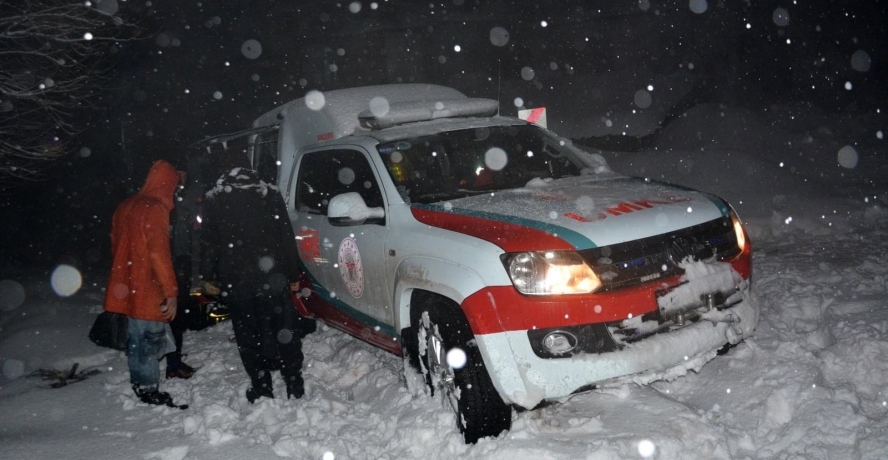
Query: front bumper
475 286 759 409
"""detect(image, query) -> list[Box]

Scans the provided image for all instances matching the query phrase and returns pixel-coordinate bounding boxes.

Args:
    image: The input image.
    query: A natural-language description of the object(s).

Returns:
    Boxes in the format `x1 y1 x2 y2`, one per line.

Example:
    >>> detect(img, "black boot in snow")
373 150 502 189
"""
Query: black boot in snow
132 384 189 410
285 377 305 400
246 372 274 403
246 386 274 404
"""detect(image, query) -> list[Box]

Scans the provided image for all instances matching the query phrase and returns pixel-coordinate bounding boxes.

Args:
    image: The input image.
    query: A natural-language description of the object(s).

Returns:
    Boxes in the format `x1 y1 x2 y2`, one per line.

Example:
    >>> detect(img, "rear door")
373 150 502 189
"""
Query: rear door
290 146 397 343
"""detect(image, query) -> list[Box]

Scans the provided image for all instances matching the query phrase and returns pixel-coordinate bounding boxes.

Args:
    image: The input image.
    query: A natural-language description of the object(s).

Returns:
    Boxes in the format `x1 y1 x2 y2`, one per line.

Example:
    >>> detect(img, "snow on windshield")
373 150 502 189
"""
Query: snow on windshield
378 124 609 204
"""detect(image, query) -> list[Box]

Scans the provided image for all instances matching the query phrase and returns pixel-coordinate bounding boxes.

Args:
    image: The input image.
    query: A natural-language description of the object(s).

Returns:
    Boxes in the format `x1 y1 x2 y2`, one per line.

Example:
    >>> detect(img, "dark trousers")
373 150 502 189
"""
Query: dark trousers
167 255 192 370
229 293 305 396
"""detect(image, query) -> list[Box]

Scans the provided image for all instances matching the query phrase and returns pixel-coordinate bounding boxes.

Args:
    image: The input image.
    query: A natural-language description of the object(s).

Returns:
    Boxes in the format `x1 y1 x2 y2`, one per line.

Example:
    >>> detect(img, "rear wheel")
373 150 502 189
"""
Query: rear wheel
406 292 511 444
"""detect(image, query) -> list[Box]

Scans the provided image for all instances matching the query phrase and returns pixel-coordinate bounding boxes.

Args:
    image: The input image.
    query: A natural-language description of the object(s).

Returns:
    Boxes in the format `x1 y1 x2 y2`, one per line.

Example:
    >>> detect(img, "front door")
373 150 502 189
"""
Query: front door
290 147 397 349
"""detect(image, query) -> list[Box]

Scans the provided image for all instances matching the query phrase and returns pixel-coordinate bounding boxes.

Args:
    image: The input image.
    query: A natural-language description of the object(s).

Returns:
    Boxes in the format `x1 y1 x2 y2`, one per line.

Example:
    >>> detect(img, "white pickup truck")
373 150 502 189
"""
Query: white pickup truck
198 84 758 444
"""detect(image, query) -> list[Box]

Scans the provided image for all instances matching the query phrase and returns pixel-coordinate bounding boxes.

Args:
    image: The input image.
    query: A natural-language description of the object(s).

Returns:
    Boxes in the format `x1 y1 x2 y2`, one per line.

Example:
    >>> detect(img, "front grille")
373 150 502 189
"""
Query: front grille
580 217 739 292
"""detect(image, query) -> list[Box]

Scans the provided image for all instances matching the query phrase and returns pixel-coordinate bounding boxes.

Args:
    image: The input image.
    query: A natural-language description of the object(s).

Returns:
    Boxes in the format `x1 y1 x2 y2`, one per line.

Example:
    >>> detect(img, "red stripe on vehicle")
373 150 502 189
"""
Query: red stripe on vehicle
299 288 403 356
461 247 753 335
411 208 574 252
460 279 679 334
564 212 589 222
290 291 313 318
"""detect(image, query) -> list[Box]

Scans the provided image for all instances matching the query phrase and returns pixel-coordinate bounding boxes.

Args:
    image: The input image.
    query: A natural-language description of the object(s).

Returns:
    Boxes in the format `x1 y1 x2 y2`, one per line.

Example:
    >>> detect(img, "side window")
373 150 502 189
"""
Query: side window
251 130 279 183
296 149 384 216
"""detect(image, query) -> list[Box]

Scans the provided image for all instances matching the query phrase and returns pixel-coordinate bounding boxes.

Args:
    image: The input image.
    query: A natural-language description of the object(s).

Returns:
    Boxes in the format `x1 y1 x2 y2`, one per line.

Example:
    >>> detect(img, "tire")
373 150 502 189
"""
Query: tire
406 292 512 444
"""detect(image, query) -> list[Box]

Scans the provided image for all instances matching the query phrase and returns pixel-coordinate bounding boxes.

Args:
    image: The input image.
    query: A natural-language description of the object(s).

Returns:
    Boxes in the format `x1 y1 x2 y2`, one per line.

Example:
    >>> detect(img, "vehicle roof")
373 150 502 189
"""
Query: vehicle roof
366 116 527 143
252 84 467 135
250 83 506 193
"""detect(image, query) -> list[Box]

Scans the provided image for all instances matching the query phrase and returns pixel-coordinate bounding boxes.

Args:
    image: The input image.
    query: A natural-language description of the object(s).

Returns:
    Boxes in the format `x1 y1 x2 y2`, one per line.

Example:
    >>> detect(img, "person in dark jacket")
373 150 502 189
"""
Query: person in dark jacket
165 176 197 380
200 155 315 403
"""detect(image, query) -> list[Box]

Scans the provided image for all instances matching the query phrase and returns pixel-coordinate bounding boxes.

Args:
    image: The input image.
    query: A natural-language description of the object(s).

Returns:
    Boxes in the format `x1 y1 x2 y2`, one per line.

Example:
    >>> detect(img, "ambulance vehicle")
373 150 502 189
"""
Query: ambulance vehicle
199 84 758 444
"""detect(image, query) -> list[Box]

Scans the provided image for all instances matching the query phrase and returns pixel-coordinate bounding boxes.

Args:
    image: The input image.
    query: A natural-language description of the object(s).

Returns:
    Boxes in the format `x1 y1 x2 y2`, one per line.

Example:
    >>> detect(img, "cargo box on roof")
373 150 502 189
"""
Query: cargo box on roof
251 84 497 193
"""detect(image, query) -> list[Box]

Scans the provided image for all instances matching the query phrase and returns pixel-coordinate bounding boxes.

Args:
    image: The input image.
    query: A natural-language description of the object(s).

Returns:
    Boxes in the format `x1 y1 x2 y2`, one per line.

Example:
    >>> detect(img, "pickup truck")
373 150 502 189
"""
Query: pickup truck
196 83 759 444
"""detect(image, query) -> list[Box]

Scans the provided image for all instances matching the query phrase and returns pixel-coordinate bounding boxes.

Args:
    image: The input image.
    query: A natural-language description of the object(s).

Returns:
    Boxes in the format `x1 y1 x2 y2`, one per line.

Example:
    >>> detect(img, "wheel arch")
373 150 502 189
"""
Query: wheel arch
393 257 528 409
392 256 497 334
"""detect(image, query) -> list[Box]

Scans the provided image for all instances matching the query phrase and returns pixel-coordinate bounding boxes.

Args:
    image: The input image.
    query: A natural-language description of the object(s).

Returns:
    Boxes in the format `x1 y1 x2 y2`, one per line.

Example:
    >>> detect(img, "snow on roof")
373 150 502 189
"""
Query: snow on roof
368 116 524 143
251 84 474 192
252 83 468 137
357 97 498 129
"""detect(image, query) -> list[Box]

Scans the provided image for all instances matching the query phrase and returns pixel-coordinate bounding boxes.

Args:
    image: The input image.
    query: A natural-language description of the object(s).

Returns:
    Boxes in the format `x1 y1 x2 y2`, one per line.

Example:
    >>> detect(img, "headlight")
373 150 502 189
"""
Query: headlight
505 251 602 295
729 208 746 253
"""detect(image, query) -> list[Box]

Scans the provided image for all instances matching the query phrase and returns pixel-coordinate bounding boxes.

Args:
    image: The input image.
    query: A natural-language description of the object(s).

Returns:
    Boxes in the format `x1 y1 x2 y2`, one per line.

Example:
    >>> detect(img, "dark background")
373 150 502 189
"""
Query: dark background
1 0 885 274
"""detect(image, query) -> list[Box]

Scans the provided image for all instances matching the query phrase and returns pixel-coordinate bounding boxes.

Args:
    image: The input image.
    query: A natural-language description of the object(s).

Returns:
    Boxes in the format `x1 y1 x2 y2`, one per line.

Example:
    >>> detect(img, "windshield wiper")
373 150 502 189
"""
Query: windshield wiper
417 190 488 202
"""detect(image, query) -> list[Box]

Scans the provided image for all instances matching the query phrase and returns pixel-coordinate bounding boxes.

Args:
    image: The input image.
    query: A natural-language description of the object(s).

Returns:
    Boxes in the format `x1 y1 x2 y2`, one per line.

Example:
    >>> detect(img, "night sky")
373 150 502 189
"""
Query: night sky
1 0 885 271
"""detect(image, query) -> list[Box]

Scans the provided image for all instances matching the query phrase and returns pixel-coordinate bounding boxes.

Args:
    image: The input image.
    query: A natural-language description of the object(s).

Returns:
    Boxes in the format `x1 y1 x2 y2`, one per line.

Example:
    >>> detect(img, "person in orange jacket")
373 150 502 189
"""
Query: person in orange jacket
103 159 187 409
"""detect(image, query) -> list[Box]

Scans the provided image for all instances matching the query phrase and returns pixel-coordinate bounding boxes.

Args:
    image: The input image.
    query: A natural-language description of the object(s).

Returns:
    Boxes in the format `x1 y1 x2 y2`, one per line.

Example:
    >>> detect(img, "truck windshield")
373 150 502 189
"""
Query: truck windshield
377 125 587 204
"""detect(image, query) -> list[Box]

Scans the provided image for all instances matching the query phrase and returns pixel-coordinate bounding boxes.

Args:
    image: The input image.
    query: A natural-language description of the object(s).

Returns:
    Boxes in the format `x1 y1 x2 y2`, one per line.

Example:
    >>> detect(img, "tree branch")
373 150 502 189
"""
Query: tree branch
0 0 141 188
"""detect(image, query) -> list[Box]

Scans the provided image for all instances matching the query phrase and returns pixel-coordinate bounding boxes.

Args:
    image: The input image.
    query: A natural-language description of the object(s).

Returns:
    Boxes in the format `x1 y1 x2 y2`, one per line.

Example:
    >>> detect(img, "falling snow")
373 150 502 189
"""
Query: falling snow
2 1 887 459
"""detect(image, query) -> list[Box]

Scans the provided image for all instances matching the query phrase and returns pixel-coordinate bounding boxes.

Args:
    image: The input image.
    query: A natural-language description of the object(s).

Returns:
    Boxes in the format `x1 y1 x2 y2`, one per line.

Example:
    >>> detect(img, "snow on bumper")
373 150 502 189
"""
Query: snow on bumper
475 288 760 409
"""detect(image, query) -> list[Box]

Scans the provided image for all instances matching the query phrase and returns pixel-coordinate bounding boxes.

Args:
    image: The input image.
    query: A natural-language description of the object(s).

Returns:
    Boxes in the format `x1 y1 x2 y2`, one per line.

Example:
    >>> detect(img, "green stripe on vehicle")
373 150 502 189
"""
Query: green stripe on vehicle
418 203 598 250
298 261 399 338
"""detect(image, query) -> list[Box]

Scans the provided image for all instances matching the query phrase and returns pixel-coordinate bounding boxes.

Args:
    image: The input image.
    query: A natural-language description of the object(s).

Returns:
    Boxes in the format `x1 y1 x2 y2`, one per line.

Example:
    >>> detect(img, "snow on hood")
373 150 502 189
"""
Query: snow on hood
434 175 727 249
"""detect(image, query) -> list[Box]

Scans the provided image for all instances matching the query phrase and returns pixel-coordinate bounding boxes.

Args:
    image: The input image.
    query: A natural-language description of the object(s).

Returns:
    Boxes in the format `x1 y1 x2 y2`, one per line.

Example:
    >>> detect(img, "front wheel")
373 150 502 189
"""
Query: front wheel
407 294 512 444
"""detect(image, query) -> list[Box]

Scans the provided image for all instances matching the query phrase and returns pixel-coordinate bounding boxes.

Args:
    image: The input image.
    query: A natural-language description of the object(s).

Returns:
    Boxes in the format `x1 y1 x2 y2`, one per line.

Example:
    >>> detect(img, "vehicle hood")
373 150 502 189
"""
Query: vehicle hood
411 175 728 251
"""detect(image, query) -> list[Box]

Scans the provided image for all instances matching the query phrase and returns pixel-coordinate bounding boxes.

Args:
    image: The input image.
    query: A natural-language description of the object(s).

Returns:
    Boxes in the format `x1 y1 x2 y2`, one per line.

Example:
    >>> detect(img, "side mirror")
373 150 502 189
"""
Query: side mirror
327 192 385 226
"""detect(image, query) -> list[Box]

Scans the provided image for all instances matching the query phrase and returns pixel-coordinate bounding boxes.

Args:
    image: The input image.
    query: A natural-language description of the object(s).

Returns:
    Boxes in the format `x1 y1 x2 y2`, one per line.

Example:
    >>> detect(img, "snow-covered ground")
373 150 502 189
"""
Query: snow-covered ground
2 101 887 460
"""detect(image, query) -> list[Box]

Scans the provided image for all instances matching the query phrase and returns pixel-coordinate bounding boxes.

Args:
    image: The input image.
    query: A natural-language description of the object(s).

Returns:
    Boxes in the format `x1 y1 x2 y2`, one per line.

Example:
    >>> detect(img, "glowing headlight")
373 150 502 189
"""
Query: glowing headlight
729 208 746 253
506 251 602 295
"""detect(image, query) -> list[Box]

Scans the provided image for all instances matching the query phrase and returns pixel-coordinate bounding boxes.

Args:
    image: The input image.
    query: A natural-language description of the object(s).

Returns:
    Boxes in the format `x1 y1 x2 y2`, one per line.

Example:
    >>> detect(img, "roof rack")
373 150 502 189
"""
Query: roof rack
190 125 280 152
358 98 499 129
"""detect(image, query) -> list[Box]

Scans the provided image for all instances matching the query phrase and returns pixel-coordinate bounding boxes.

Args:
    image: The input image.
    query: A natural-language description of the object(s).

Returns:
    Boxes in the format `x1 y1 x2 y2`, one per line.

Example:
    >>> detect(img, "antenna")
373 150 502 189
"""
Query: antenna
496 59 501 116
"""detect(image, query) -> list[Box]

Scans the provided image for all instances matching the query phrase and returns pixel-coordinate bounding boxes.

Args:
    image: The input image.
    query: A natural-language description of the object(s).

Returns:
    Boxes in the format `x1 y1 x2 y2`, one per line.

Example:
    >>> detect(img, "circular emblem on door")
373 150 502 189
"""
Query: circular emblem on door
338 237 364 298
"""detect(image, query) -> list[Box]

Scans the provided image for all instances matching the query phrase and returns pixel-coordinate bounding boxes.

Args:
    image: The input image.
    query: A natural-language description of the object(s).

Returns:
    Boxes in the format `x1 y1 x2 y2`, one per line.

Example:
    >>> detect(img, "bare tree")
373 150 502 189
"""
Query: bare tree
0 0 138 188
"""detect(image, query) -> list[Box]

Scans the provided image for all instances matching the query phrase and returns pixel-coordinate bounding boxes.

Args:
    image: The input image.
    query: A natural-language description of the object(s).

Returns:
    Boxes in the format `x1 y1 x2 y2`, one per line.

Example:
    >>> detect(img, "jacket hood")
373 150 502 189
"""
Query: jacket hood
138 160 180 211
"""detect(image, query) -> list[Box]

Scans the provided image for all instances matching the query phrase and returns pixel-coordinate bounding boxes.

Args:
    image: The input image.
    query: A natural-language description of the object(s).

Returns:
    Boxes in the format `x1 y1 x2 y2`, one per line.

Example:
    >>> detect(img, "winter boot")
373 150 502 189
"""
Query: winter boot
286 384 304 400
246 386 274 404
166 362 197 380
132 384 189 410
285 375 305 400
245 369 274 404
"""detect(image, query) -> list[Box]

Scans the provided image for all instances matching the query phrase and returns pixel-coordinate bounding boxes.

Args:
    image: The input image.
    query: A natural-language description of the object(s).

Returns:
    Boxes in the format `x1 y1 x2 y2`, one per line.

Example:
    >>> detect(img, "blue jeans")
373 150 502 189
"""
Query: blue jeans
126 318 176 390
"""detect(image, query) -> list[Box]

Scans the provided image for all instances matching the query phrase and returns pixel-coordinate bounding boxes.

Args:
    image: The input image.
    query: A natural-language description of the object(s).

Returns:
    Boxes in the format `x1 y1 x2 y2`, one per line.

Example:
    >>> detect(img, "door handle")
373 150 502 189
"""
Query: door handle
321 240 334 249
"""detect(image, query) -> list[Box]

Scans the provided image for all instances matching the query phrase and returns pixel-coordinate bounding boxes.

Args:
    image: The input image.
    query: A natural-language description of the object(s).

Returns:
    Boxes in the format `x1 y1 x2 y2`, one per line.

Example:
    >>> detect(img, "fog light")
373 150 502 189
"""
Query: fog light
542 331 577 356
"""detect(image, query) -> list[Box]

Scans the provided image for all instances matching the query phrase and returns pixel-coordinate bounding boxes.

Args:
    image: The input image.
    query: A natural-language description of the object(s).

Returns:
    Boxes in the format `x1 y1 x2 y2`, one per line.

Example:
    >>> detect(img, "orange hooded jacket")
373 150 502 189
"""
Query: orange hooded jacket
103 160 180 322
